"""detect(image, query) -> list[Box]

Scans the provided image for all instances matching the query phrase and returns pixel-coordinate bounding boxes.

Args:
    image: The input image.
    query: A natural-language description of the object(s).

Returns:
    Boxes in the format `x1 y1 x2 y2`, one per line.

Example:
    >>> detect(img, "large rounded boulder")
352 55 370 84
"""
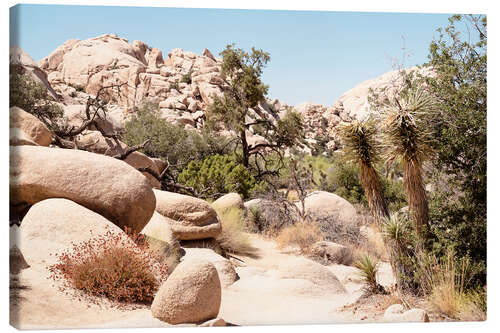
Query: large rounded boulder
153 190 221 240
304 191 357 222
151 258 221 324
181 248 239 288
17 198 136 267
9 107 52 146
211 193 244 213
10 145 155 232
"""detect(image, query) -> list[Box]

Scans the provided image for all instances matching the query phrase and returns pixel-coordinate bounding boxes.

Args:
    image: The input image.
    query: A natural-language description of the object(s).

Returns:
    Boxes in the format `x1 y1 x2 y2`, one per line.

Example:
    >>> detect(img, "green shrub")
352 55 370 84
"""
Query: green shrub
180 70 193 84
178 154 257 199
9 63 64 131
354 255 385 293
124 102 234 176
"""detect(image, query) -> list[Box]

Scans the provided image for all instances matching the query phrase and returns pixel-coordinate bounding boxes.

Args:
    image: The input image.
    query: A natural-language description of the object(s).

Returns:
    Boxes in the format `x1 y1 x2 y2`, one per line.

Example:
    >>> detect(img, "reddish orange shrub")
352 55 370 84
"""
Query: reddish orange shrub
48 227 169 304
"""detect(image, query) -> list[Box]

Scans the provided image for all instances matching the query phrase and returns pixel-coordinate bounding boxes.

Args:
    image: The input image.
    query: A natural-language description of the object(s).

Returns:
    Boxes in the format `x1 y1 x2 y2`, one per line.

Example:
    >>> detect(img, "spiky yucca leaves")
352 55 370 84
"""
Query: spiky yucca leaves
339 120 388 223
382 87 435 240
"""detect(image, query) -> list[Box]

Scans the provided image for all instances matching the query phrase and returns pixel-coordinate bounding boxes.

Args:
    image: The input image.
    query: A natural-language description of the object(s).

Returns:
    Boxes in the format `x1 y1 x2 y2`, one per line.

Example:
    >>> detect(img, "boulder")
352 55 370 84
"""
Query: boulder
10 46 60 101
212 193 244 213
181 248 239 287
124 151 161 189
10 145 155 232
153 190 222 240
10 128 38 146
75 130 128 155
376 262 397 290
244 198 262 211
9 244 30 274
332 66 435 121
383 304 429 322
141 212 182 273
151 258 221 324
304 191 358 224
152 157 168 173
309 241 353 265
9 107 52 146
277 257 346 294
141 212 181 253
17 198 136 267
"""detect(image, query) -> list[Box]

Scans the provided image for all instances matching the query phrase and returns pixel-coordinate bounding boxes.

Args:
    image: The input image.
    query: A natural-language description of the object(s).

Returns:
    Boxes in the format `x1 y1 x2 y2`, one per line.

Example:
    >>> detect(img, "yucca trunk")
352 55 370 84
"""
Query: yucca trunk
403 158 429 239
359 161 389 224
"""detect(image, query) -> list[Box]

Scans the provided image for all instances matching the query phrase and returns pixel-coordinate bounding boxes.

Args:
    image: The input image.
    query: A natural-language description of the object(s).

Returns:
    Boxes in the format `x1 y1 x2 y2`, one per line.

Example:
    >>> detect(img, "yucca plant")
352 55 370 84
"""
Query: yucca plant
381 212 414 292
339 119 389 224
382 87 435 241
355 254 385 293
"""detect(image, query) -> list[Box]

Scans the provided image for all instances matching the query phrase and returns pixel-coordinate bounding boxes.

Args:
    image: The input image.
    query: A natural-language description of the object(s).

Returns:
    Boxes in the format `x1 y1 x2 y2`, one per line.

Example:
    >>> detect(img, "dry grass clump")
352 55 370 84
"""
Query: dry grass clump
276 220 324 253
417 250 486 321
48 227 169 304
215 207 257 257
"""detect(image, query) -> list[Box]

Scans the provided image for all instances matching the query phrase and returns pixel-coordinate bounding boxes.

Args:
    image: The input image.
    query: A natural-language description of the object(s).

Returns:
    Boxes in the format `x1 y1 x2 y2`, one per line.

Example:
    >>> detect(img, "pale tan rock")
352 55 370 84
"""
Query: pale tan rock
202 48 216 61
10 46 60 101
383 304 429 322
151 258 221 324
303 191 358 225
182 248 239 288
140 212 182 273
212 193 244 213
152 157 168 173
332 66 435 121
199 318 226 327
141 212 180 249
18 198 136 267
75 130 127 155
10 128 38 146
146 48 163 68
309 241 353 265
154 190 222 240
38 39 80 71
124 151 161 189
277 258 346 294
9 107 52 146
10 145 155 232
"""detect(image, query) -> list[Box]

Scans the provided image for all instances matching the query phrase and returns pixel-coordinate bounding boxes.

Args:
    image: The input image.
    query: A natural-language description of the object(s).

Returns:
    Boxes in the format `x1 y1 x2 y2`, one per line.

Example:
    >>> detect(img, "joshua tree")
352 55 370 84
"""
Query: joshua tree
382 87 434 240
339 119 389 224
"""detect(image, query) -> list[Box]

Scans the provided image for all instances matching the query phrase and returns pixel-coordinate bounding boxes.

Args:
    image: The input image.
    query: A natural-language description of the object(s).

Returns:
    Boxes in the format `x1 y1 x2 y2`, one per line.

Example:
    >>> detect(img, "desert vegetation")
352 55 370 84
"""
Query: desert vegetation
9 10 486 328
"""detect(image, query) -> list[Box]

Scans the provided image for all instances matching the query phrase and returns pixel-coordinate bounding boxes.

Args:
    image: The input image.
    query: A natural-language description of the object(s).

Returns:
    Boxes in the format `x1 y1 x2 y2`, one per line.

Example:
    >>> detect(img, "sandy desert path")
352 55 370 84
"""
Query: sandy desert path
11 232 368 329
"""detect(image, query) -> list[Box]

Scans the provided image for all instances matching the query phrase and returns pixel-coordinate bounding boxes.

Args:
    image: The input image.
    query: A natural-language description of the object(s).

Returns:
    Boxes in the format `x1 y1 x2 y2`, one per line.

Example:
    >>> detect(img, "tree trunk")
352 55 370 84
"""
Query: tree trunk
240 129 249 168
359 161 389 224
403 159 430 241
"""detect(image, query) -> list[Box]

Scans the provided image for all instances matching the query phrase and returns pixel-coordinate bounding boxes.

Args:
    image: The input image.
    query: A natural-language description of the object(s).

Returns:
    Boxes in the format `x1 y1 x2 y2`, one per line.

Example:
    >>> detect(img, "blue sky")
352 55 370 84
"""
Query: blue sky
10 4 452 105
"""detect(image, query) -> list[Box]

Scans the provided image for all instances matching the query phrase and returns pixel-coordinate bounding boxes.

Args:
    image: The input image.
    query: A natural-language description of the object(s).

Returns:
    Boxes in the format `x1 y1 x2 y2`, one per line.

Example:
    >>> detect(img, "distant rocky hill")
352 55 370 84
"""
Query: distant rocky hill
12 33 432 151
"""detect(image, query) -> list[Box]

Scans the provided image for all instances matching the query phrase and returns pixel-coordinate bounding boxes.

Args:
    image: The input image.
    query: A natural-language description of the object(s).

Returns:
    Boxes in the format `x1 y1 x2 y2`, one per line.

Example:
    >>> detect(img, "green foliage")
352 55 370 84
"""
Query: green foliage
180 70 193 84
178 154 258 199
354 255 384 293
339 119 382 166
123 102 233 176
207 44 304 174
9 63 64 131
422 14 486 285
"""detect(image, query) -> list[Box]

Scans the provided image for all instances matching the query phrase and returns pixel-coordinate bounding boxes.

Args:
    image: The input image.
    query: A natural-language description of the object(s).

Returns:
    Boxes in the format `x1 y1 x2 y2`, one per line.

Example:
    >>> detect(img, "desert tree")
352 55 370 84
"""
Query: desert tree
206 44 305 179
339 119 389 224
381 86 435 241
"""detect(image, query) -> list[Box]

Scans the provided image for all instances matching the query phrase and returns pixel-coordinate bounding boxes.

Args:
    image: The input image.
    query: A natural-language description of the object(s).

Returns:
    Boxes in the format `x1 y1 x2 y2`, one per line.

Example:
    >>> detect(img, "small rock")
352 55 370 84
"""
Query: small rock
199 318 226 327
151 258 221 324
